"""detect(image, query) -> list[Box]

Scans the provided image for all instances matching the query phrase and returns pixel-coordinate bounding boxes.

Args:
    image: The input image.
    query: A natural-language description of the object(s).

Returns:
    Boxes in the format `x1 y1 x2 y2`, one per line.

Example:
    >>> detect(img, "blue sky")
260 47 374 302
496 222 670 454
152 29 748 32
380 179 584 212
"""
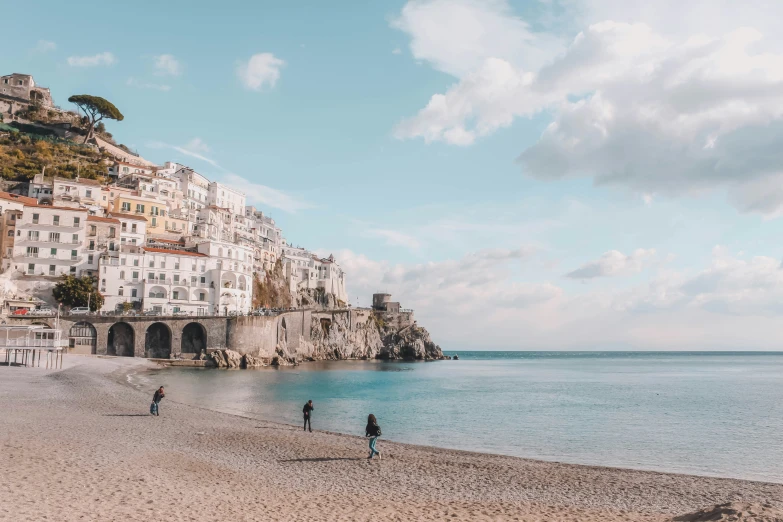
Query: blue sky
7 0 783 350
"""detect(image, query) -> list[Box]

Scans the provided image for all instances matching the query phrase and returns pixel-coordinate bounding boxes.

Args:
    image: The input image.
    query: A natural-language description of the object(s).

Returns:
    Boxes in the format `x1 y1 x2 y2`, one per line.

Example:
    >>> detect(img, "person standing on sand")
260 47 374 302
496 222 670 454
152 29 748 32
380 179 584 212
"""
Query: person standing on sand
150 386 165 416
365 414 381 460
302 400 314 432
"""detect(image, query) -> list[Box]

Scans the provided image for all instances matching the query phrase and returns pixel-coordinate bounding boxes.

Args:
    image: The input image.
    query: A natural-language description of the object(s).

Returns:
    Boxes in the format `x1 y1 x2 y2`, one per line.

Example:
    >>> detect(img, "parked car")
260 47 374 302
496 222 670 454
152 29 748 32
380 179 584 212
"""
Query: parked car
11 308 29 316
69 307 90 315
30 307 54 316
143 310 160 316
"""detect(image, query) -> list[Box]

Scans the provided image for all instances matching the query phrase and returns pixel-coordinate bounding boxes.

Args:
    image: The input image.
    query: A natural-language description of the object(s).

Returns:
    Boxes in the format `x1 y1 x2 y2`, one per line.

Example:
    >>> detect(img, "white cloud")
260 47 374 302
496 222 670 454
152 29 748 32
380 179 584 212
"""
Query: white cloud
394 1 783 215
153 54 182 76
337 244 783 350
33 40 56 53
147 138 221 169
221 173 311 213
67 52 116 67
392 47 402 55
237 53 285 91
566 248 656 279
126 77 171 92
365 229 421 250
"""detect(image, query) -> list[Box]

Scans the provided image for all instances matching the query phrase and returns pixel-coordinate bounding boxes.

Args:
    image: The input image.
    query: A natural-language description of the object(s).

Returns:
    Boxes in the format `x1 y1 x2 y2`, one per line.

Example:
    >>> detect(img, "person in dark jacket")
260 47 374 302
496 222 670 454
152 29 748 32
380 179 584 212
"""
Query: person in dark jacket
365 413 381 459
150 386 165 416
302 400 314 432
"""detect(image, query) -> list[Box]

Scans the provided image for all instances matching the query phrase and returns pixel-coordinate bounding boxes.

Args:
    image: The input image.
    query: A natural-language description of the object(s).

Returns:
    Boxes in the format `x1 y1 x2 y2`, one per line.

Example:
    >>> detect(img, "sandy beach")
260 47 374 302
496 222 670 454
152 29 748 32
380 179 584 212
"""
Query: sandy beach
1 356 782 522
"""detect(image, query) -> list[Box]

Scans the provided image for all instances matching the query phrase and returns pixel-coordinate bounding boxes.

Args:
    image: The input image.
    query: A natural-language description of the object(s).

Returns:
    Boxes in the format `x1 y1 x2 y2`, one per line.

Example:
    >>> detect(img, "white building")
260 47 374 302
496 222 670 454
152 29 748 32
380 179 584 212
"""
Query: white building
164 166 210 220
208 181 246 215
53 177 103 213
109 213 147 247
98 240 253 316
12 204 88 277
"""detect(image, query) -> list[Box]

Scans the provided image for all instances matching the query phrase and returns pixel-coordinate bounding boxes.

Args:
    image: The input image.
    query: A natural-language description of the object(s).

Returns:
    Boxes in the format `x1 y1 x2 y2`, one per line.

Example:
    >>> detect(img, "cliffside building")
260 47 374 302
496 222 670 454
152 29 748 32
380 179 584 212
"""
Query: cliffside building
0 73 54 117
373 293 400 313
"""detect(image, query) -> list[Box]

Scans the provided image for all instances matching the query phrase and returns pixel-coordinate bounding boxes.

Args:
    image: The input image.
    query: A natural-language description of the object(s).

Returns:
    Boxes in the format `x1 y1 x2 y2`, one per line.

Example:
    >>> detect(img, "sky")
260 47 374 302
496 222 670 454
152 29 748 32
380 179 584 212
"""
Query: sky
6 0 783 350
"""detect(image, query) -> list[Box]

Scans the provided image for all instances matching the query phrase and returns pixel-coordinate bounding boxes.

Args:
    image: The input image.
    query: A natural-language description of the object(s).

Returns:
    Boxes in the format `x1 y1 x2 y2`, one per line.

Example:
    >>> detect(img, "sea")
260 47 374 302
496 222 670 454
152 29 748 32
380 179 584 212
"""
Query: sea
133 351 783 483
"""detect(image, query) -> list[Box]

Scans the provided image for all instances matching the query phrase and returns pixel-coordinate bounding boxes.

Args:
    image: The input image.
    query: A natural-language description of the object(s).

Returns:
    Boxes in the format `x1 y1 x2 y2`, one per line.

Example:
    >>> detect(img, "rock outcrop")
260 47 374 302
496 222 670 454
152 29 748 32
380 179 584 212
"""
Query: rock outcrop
241 354 265 368
224 349 242 368
306 312 446 361
377 324 444 361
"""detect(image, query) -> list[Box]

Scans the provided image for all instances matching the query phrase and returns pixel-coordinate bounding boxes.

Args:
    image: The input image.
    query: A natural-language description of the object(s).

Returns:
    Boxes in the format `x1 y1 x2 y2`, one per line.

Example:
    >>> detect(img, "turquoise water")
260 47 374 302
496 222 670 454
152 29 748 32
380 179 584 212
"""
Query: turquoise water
140 352 783 483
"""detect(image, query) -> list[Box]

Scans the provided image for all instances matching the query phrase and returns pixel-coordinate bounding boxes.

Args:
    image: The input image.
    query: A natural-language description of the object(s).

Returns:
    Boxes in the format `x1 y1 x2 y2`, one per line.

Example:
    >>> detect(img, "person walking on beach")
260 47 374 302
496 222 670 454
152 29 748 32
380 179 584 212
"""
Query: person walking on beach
365 414 382 460
302 400 314 432
150 386 165 416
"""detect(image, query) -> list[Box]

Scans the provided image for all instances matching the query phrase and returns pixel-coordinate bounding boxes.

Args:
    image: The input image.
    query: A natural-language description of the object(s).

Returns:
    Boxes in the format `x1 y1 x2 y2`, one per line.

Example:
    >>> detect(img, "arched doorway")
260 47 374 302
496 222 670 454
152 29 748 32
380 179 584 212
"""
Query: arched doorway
69 322 97 354
108 322 135 357
181 323 206 355
145 322 171 359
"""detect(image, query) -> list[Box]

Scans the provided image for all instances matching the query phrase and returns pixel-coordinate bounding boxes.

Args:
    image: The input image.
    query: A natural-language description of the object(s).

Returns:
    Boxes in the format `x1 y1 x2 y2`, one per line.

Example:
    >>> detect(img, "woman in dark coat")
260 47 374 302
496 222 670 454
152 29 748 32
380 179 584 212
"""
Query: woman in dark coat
365 414 381 459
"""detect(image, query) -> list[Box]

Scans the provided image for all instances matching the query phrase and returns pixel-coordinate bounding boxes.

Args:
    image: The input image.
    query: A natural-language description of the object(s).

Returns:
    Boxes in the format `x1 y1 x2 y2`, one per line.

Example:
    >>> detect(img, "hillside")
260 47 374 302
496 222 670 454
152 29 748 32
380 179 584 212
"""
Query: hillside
0 131 112 182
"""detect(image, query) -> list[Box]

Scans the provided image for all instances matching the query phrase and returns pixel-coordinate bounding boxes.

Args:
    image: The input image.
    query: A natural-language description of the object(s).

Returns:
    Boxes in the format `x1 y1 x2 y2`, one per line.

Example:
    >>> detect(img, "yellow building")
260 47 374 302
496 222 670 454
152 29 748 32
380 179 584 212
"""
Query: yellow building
109 193 188 238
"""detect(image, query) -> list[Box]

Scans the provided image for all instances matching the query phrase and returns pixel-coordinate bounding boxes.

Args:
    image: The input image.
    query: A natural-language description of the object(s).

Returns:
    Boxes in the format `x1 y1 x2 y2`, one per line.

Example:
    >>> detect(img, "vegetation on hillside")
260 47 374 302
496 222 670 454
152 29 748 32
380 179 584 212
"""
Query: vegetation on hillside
68 95 124 143
0 132 111 181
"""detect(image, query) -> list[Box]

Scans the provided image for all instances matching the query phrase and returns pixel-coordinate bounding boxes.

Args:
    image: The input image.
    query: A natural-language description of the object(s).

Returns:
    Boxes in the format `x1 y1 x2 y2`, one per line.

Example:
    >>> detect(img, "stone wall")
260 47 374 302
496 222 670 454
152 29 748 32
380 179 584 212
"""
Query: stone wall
226 310 312 358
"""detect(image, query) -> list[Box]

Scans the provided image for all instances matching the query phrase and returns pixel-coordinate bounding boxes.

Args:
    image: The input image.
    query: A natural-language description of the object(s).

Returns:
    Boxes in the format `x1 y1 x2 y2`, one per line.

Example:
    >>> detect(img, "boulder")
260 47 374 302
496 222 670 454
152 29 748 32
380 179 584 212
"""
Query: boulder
208 350 227 368
241 354 265 368
224 349 242 368
453 354 459 360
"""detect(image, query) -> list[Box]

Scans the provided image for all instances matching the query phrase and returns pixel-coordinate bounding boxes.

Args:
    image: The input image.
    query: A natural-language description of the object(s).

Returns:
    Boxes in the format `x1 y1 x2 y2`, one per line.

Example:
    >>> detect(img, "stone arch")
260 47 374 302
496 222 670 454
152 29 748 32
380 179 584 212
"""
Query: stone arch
31 321 52 328
148 285 166 299
69 321 97 354
145 322 171 359
181 322 207 354
108 322 135 357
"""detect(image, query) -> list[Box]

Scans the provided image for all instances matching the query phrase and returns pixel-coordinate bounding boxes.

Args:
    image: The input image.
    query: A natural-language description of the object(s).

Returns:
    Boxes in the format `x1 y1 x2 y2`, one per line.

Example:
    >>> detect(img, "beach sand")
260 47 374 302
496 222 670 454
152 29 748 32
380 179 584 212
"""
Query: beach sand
1 356 781 522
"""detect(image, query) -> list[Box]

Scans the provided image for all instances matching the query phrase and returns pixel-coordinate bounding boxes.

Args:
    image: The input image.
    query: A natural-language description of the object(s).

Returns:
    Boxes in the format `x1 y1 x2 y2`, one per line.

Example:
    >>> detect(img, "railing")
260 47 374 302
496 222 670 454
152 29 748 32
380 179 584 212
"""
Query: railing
146 278 172 285
0 338 68 348
20 237 80 245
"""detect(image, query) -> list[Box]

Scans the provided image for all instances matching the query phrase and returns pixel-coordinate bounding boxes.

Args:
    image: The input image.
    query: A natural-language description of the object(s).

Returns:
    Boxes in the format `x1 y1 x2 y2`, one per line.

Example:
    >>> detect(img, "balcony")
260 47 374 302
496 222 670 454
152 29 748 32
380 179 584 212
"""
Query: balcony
145 278 172 285
18 237 81 245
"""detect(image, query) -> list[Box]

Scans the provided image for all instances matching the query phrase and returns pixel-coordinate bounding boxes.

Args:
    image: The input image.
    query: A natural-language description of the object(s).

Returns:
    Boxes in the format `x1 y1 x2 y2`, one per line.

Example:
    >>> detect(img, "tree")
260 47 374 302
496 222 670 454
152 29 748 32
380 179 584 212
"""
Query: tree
52 275 104 311
67 95 124 144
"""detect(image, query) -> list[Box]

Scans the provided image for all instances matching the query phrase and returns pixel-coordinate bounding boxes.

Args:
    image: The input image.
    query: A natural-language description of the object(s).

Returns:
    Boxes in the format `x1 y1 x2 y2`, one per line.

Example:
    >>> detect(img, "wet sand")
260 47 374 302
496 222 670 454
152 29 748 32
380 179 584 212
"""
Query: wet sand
1 356 781 521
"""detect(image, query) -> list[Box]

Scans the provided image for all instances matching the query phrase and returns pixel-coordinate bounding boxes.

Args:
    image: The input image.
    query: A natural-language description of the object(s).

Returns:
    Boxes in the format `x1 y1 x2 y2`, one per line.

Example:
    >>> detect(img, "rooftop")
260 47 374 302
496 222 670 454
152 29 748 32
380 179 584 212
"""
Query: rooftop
87 215 120 224
144 247 206 257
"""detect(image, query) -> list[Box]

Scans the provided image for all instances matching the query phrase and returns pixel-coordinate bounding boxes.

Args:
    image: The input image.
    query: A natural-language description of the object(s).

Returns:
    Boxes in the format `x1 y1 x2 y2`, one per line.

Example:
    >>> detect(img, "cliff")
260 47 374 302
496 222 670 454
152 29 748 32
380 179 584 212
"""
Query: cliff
299 311 446 361
252 259 293 309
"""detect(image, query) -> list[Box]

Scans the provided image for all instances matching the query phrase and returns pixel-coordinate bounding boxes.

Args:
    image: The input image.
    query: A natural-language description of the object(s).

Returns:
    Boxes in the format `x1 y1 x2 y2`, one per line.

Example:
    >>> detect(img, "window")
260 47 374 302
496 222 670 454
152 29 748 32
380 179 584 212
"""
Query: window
174 262 180 270
89 225 97 236
73 217 80 227
120 257 126 265
135 204 144 213
151 217 157 227
131 289 137 298
49 265 55 276
27 231 39 240
173 274 180 283
160 260 165 268
26 247 38 257
72 234 78 243
200 276 206 284
120 271 125 279
53 216 59 226
118 287 124 296
32 213 39 224
109 242 115 251
86 190 92 198
199 292 206 301
131 224 137 233
173 290 180 300
122 202 130 211
147 273 154 282
133 258 139 266
121 222 127 232
69 266 76 275
88 240 95 251
109 227 115 238
149 259 154 268
191 276 197 285
158 273 165 281
50 248 56 256
6 230 11 237
192 263 196 271
132 271 139 280
87 255 93 264
27 263 35 275
48 232 60 243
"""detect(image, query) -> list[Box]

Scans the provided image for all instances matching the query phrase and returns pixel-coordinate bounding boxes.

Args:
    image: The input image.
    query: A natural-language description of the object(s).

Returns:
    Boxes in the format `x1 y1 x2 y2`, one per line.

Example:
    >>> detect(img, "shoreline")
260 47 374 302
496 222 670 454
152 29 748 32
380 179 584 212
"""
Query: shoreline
2 355 782 521
140 360 781 486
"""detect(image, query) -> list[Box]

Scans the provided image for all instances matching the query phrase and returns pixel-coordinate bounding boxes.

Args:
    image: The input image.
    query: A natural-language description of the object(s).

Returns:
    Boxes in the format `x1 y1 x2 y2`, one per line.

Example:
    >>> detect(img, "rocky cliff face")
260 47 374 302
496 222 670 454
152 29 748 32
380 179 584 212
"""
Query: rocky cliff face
305 313 446 361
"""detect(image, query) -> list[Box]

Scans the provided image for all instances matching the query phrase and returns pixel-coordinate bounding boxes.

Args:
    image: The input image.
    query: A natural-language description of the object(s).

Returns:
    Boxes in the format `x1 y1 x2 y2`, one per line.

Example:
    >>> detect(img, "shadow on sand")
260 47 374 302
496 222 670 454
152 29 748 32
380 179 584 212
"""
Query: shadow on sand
279 457 365 463
104 414 151 417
